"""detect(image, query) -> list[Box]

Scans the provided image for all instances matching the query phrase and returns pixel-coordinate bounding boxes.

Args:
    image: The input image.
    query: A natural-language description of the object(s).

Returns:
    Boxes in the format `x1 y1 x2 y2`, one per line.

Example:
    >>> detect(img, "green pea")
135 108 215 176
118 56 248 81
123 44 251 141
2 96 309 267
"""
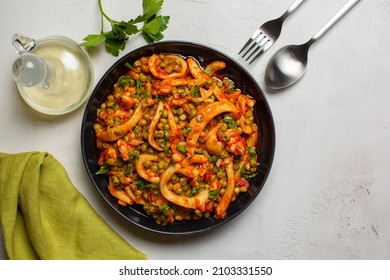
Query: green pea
194 210 202 217
139 74 147 82
180 177 187 186
151 164 158 172
176 188 183 195
139 119 147 126
93 123 102 131
166 66 173 73
155 130 164 139
141 143 148 152
173 64 181 72
222 180 227 188
159 62 167 69
190 109 197 118
217 171 226 179
222 134 230 141
162 109 168 118
141 65 149 73
220 150 228 159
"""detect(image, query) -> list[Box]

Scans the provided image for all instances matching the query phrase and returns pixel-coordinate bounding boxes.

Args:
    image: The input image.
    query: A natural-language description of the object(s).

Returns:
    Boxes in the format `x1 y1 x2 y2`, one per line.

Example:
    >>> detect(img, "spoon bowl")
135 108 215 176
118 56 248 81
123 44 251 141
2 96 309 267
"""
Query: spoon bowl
265 43 309 89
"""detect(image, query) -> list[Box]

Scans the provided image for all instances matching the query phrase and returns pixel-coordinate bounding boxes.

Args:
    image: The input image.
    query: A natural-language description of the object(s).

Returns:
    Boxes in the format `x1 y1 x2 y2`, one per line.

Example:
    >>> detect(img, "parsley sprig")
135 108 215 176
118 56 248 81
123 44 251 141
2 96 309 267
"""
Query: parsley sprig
80 0 170 56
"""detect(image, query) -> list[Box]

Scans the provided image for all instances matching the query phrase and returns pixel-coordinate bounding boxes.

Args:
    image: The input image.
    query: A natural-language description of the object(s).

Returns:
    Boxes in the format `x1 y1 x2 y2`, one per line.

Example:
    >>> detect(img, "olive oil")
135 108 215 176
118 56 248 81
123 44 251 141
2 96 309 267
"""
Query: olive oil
12 36 93 115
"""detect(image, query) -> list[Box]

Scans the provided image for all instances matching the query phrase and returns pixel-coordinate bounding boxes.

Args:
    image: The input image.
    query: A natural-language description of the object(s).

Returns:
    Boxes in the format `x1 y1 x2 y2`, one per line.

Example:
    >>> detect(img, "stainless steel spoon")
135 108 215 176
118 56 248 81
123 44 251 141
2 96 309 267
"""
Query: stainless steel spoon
264 0 360 89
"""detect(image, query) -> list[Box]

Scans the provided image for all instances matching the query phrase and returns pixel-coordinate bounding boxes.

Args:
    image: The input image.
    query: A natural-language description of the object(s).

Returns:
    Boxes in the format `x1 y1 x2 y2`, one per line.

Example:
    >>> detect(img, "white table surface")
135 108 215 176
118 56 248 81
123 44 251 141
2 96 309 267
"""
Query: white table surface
1 0 389 260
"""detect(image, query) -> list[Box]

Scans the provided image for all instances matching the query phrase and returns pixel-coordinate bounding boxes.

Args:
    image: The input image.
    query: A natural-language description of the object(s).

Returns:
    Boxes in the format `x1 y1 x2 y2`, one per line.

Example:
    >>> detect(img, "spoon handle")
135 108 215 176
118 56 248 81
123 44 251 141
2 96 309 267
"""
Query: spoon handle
282 0 306 20
311 0 360 43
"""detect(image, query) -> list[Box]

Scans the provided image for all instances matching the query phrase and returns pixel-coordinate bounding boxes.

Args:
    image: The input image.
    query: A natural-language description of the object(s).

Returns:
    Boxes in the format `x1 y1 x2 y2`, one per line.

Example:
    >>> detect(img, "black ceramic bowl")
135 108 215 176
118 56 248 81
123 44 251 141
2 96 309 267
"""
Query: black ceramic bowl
81 41 275 235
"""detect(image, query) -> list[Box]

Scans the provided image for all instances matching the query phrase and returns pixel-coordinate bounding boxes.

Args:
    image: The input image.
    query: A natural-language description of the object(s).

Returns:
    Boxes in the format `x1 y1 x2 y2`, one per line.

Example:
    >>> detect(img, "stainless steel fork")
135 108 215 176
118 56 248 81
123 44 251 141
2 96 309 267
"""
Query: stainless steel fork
239 0 306 64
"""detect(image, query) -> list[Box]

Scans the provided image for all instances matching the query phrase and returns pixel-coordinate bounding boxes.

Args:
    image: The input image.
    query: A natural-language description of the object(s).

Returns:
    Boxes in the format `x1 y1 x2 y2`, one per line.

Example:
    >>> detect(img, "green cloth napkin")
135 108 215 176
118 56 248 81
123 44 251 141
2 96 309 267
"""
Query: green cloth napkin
0 152 146 260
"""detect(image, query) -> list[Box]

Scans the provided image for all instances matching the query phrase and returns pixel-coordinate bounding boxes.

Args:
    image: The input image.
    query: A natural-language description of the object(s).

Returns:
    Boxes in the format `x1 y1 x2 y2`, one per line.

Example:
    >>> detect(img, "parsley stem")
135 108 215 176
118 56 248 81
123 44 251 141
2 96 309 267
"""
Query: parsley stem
98 0 117 25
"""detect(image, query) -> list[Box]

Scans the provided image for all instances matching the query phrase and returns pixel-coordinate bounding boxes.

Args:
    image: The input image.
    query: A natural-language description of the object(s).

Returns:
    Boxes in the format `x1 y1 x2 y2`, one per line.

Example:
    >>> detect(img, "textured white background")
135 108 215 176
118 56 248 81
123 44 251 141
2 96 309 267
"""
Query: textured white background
0 0 389 259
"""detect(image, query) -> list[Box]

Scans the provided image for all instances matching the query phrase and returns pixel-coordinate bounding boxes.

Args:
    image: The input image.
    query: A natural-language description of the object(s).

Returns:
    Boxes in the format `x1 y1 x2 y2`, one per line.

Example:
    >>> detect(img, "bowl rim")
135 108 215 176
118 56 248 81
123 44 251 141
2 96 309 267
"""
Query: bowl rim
81 40 276 235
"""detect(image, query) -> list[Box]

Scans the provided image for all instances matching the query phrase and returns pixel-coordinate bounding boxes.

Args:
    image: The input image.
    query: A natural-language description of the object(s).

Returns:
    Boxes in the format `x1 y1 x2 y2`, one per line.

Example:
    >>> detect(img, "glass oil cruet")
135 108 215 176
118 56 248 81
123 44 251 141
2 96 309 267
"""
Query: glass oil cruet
11 34 94 115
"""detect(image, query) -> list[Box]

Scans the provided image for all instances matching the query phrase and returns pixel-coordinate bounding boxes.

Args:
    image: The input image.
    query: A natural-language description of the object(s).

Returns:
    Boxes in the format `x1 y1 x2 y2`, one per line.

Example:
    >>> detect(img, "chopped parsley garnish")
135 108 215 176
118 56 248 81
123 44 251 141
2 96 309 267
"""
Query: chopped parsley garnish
118 75 131 88
222 115 237 128
125 62 133 70
134 179 155 190
208 190 218 200
203 67 212 74
177 144 186 153
247 146 257 159
190 85 201 97
95 166 109 175
160 203 170 213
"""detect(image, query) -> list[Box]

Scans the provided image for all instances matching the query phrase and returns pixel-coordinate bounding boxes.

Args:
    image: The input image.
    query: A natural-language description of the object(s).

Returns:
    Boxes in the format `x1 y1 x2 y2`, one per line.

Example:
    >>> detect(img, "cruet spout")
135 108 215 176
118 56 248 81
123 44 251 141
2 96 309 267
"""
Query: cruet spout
12 34 37 54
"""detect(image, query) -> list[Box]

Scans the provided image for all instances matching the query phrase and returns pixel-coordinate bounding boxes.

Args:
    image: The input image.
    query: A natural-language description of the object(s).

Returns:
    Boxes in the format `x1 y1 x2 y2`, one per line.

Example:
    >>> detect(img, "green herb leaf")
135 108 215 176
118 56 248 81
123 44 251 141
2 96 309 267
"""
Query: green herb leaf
240 166 257 180
203 67 212 74
134 179 153 190
125 62 133 70
112 23 129 39
128 151 139 165
177 144 186 153
164 130 170 140
113 104 119 112
81 0 169 56
118 75 131 88
190 188 200 197
142 15 165 34
247 146 257 159
208 190 218 200
117 21 139 35
80 33 106 47
95 165 109 175
142 15 169 43
190 85 201 98
105 37 127 56
223 115 237 128
143 0 164 18
135 78 144 95
160 203 170 213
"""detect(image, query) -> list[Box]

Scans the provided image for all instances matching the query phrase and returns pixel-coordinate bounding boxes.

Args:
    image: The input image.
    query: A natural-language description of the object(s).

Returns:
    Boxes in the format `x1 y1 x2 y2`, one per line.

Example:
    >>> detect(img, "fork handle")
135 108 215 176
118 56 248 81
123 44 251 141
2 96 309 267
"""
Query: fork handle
310 0 360 43
281 0 306 20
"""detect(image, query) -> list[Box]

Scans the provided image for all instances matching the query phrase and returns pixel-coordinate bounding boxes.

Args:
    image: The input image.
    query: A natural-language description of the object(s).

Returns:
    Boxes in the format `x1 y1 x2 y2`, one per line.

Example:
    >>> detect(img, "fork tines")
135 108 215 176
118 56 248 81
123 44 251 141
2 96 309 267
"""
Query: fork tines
239 29 273 64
